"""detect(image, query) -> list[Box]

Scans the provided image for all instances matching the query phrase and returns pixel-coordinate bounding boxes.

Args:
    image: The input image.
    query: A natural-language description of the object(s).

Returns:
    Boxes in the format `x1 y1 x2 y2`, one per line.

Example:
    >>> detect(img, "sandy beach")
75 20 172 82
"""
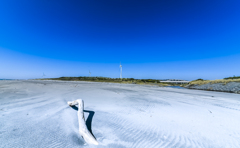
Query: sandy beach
0 80 240 148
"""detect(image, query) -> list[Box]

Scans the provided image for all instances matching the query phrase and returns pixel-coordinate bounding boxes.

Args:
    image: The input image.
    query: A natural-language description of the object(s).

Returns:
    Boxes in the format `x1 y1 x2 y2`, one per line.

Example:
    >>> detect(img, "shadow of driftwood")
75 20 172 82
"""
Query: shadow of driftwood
70 106 96 139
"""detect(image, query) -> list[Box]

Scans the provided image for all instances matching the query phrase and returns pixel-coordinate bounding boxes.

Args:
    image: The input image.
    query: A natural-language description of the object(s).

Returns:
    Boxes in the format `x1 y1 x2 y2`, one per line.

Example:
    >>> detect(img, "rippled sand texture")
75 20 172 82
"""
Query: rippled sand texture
0 80 240 148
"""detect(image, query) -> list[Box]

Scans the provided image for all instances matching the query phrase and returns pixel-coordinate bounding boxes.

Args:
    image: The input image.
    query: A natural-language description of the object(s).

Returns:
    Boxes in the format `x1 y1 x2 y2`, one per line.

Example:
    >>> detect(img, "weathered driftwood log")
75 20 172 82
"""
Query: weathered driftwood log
67 99 99 145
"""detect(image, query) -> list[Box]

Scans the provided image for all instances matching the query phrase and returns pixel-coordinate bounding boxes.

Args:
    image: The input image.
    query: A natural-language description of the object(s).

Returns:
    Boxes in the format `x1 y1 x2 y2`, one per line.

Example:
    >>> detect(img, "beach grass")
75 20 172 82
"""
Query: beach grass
189 78 240 85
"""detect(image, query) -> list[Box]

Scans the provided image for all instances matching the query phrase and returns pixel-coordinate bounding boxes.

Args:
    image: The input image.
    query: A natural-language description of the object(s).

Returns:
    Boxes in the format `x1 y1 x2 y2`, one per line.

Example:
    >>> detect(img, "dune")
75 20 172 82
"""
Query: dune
0 80 240 147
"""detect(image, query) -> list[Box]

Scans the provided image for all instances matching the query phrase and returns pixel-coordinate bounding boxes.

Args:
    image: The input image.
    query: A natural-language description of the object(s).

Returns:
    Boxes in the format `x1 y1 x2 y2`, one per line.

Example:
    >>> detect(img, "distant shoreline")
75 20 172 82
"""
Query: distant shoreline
38 76 188 87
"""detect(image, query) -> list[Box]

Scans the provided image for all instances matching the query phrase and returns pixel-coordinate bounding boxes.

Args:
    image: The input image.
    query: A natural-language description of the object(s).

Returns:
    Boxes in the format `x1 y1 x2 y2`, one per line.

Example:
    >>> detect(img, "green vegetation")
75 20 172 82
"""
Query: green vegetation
189 78 240 86
224 76 240 80
43 76 171 86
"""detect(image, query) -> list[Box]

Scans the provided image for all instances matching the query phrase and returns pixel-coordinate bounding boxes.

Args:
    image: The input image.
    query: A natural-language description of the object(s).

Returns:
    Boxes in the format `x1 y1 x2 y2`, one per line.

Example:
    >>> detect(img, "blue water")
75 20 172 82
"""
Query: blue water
0 79 13 80
167 86 187 89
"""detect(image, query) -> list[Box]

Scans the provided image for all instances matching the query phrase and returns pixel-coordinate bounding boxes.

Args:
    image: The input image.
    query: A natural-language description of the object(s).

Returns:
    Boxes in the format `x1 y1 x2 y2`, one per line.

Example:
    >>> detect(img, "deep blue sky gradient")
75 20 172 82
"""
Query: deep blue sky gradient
0 0 240 79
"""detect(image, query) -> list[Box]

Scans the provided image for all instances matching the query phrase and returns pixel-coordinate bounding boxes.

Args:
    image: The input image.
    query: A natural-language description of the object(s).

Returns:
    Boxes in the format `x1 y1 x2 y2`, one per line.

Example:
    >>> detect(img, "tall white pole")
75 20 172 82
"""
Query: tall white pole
120 67 122 79
120 62 122 79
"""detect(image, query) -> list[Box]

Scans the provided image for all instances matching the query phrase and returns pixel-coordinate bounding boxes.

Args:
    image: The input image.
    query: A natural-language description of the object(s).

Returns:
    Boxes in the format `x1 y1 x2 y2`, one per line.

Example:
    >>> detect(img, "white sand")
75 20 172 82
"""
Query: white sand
0 80 240 148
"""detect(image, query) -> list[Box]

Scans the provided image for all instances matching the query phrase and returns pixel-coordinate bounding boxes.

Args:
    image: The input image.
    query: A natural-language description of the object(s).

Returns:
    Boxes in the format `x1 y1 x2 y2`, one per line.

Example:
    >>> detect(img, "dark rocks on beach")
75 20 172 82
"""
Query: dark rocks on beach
185 82 240 94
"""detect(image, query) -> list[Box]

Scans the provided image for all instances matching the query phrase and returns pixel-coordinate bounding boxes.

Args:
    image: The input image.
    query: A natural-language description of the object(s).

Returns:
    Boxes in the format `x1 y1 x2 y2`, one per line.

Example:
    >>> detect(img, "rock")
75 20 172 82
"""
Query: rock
186 82 240 94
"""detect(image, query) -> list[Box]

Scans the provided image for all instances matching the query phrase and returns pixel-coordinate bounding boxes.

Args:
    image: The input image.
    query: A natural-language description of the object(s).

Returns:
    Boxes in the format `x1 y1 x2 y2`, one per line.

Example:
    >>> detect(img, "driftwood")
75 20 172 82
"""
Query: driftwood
67 99 99 145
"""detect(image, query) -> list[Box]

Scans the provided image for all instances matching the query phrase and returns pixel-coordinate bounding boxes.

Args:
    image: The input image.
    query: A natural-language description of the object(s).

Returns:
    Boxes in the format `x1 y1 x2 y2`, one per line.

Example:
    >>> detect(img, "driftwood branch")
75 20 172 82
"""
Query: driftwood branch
68 99 99 145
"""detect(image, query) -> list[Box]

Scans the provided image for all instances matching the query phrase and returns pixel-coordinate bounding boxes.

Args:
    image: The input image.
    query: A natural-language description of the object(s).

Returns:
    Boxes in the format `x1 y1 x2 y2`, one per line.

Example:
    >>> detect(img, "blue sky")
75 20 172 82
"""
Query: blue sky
0 0 240 80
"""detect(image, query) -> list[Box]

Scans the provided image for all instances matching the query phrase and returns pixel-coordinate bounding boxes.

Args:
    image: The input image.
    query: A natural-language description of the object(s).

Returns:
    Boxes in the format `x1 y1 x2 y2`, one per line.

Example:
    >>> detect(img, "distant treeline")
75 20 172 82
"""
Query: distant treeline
188 76 240 86
45 76 187 86
50 76 161 84
224 76 240 80
192 76 240 82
